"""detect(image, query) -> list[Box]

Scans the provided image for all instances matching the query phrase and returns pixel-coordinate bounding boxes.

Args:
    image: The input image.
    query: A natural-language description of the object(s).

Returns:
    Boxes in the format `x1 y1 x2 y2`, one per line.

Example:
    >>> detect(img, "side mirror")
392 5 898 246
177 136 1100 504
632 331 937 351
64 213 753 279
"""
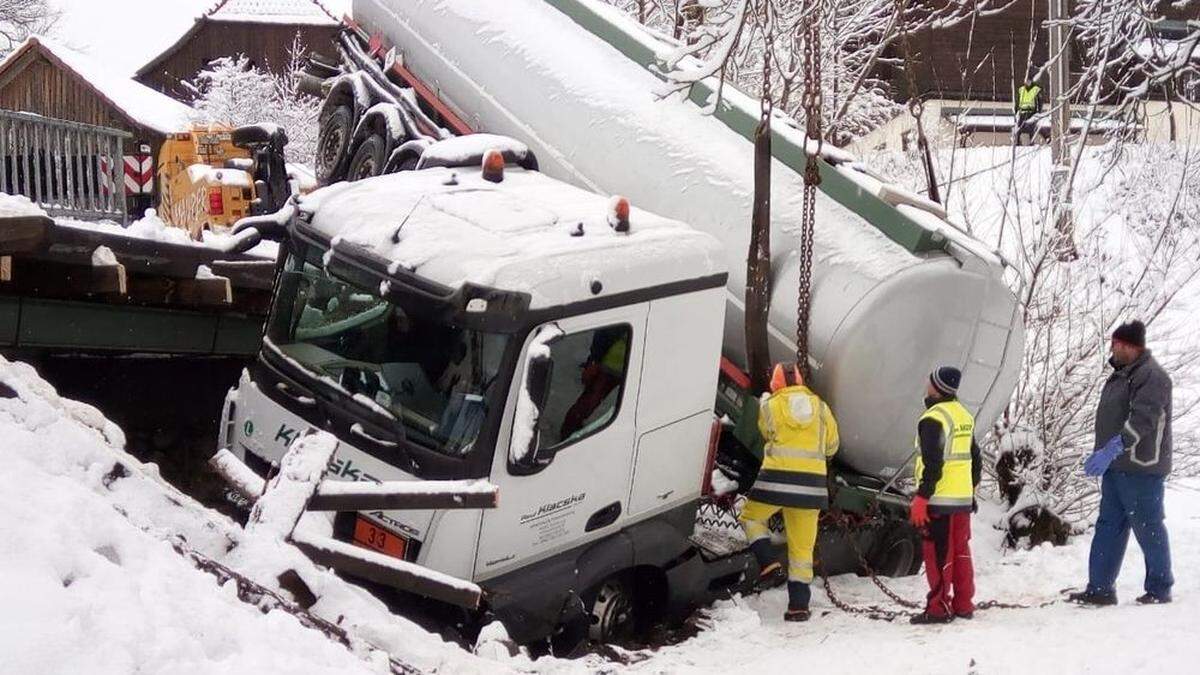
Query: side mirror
517 352 554 468
525 353 553 414
510 327 561 474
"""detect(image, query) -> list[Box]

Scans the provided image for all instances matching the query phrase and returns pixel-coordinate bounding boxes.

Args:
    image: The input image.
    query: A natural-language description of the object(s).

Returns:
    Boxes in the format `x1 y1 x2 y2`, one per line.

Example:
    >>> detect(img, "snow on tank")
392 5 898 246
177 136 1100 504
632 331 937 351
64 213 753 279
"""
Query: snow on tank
297 161 727 309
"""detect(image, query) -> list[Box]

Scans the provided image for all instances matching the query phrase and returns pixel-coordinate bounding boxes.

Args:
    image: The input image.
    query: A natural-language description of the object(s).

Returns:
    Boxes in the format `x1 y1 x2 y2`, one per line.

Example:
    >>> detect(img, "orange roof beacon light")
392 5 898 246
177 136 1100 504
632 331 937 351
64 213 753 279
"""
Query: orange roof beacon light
608 195 631 233
481 149 505 183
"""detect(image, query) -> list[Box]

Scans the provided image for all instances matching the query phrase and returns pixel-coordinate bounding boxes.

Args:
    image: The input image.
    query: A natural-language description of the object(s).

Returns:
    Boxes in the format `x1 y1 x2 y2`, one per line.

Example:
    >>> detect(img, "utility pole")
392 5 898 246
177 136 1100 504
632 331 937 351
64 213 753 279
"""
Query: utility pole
1047 0 1076 260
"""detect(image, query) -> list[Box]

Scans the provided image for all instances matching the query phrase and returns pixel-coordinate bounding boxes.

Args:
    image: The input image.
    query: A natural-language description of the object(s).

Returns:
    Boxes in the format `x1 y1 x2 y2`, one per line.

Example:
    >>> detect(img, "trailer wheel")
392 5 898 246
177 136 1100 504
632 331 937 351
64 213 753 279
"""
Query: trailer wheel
347 134 387 181
315 105 353 184
869 524 923 577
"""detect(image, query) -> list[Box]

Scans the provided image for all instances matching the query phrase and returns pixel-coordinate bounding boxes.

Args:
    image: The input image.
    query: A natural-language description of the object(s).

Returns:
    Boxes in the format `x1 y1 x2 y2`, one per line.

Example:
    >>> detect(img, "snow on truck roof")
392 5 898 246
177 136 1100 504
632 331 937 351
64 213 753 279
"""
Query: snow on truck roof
0 37 194 135
298 166 727 309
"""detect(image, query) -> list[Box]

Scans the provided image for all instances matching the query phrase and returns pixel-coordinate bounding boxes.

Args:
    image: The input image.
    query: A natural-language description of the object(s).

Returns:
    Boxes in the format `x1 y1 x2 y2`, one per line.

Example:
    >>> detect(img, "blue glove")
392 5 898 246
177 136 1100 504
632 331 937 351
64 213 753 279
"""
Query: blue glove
1083 435 1125 477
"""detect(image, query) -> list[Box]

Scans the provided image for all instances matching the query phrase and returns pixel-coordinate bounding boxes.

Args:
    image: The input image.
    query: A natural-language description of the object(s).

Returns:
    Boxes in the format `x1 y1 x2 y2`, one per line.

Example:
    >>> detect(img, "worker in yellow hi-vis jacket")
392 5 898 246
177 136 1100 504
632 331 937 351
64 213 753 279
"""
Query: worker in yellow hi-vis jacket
739 362 840 622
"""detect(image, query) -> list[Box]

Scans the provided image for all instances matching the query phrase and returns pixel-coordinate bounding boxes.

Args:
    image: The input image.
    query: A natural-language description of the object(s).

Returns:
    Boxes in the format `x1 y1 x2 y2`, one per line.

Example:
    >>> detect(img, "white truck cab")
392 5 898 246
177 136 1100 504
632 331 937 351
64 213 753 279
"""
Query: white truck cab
220 141 742 644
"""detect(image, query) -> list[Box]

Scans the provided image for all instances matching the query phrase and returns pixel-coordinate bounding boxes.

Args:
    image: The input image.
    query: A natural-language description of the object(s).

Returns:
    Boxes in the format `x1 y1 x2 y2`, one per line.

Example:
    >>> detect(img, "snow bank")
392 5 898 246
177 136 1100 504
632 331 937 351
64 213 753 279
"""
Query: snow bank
625 492 1200 673
0 192 48 218
0 356 523 674
0 358 375 674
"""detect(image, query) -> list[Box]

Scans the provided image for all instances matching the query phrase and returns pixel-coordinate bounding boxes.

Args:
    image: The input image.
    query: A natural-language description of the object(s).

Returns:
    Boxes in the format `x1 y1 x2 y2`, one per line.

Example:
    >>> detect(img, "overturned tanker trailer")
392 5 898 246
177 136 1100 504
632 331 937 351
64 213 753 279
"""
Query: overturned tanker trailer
347 0 1025 481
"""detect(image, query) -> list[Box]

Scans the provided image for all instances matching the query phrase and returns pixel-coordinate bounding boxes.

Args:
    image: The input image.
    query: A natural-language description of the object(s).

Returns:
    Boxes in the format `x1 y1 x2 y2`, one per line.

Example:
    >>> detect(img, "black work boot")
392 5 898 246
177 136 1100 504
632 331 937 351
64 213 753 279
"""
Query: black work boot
749 539 785 592
784 608 811 622
1135 593 1172 605
783 581 812 622
909 611 954 625
753 562 786 592
1067 589 1118 606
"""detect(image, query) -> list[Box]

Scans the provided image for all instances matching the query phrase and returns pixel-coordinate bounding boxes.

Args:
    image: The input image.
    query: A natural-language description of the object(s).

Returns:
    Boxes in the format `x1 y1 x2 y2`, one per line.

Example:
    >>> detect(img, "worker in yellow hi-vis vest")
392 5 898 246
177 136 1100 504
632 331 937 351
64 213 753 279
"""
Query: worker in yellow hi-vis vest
908 366 982 625
1014 77 1043 145
740 362 839 622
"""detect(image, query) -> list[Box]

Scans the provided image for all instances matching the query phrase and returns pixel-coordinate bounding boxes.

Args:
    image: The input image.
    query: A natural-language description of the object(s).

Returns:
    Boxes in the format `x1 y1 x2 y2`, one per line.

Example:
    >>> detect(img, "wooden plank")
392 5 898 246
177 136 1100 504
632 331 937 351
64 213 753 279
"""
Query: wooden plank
176 276 232 306
1 256 10 282
210 448 267 502
0 116 9 192
18 120 30 200
209 260 277 290
31 121 43 207
247 431 340 541
22 220 269 284
0 215 51 254
308 479 499 512
291 531 482 609
5 257 125 296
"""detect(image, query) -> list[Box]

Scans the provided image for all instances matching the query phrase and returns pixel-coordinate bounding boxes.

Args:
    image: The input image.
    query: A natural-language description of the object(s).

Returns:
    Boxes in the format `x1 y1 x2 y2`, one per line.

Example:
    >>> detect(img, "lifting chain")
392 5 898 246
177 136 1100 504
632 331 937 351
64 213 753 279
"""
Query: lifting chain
893 0 942 204
795 0 822 380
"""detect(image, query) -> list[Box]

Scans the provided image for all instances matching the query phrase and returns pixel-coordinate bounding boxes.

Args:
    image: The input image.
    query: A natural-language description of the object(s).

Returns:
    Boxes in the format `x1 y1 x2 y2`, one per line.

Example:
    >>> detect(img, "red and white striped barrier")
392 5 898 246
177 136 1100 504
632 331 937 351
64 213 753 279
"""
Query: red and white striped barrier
124 154 153 195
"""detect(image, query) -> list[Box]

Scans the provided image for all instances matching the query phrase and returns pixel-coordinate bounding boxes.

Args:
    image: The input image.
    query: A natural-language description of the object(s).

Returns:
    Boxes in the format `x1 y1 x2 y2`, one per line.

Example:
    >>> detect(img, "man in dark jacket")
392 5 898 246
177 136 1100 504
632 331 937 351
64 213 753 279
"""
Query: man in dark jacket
1069 320 1174 606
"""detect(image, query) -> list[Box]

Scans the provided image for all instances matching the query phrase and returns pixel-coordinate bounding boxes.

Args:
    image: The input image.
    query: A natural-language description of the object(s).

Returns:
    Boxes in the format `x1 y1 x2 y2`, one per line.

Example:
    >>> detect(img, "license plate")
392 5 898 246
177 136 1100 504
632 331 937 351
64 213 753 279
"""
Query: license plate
352 517 408 560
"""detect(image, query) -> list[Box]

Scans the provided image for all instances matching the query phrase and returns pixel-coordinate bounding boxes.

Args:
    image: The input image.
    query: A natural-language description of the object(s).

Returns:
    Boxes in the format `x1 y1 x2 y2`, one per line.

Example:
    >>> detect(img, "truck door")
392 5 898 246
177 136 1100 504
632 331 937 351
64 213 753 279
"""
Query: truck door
474 304 647 581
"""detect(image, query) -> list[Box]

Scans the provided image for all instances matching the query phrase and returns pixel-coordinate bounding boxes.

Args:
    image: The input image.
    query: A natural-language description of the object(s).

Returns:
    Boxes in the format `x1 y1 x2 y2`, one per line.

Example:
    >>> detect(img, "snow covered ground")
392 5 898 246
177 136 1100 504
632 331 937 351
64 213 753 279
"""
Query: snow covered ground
623 489 1200 674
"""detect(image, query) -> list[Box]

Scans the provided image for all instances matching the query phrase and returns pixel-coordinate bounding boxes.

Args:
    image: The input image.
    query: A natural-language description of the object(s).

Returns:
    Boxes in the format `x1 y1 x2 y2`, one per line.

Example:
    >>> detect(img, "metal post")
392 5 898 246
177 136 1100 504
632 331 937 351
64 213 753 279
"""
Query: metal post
1047 0 1076 259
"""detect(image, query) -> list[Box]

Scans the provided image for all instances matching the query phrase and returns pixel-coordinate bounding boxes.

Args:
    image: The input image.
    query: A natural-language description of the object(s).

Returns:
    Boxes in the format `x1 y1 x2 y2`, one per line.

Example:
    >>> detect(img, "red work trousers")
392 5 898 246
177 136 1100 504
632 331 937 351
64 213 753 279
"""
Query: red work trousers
921 511 975 617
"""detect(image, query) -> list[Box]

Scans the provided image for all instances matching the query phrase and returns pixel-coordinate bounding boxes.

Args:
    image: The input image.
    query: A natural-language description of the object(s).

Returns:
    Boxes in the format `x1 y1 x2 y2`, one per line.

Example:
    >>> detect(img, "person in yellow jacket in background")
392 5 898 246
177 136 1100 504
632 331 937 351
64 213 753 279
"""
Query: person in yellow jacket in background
740 362 840 622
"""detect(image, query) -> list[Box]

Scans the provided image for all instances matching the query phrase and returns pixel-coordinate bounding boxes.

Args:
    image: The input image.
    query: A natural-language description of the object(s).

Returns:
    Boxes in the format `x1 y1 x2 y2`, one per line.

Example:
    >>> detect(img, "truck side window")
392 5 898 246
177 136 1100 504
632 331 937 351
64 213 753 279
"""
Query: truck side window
537 325 632 450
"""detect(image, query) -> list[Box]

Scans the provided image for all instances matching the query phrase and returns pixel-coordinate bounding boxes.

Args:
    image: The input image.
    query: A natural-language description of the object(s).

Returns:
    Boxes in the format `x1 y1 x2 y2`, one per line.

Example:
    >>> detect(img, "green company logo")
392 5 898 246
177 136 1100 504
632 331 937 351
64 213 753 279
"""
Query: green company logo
243 420 255 437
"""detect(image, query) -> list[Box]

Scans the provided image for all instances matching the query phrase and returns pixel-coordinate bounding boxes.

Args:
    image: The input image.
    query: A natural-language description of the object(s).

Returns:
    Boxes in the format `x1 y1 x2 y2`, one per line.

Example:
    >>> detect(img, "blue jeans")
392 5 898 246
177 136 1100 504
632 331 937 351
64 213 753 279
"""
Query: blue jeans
1087 470 1174 597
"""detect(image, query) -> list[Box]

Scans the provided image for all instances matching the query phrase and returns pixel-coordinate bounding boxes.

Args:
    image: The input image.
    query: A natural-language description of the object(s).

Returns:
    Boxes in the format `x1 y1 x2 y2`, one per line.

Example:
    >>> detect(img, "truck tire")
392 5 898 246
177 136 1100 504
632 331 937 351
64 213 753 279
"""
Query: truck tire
316 105 353 184
347 134 387 181
585 576 636 644
869 523 924 577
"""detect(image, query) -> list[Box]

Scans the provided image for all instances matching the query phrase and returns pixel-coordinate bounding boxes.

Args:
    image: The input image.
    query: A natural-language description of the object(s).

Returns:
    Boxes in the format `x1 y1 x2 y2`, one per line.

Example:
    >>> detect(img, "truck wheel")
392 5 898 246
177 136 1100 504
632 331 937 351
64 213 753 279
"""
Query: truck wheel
316 105 353 184
347 134 387 181
586 577 636 643
869 524 923 577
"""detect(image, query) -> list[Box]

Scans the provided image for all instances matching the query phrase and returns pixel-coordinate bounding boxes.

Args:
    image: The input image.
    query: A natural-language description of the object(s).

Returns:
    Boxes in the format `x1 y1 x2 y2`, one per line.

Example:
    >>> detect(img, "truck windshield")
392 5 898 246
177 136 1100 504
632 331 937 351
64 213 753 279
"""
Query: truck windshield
267 249 509 458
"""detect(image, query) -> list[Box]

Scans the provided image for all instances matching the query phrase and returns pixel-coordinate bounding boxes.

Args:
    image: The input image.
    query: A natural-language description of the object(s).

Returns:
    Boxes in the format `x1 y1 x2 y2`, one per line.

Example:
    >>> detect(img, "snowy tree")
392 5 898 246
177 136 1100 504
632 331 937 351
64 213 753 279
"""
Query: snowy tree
187 36 321 167
0 0 57 56
869 140 1200 546
603 0 1020 146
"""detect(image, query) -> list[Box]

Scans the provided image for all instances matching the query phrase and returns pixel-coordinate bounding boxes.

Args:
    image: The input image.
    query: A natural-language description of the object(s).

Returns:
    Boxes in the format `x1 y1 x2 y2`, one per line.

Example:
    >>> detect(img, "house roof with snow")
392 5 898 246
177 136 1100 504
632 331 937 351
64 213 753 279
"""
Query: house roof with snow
134 0 341 98
206 0 339 25
0 36 194 135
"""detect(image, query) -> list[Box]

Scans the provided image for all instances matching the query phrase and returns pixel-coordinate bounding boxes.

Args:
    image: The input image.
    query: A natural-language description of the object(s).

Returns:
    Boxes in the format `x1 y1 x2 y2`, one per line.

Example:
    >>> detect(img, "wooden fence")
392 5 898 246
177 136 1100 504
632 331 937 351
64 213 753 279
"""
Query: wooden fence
0 109 129 223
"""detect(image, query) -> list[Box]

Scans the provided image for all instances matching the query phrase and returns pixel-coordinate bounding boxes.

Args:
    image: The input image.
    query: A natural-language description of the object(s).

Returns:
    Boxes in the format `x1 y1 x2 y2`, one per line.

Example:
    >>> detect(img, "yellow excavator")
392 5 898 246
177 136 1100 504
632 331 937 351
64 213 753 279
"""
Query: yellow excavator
157 125 294 239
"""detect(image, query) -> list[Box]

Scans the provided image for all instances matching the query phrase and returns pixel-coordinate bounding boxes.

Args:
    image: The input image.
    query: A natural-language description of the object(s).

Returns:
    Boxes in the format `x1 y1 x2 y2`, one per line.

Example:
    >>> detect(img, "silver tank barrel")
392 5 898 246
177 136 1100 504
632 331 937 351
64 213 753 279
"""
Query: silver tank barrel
354 0 1024 478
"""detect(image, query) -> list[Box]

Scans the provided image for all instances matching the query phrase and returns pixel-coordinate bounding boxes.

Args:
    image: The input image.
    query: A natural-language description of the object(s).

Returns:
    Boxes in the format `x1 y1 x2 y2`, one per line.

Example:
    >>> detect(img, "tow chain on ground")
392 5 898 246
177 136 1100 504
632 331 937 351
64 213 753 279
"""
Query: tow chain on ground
819 496 1062 621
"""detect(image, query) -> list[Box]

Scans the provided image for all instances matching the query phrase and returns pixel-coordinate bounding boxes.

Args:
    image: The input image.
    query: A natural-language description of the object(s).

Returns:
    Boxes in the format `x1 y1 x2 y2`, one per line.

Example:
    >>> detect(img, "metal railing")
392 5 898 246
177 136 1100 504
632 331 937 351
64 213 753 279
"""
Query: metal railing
0 109 131 223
